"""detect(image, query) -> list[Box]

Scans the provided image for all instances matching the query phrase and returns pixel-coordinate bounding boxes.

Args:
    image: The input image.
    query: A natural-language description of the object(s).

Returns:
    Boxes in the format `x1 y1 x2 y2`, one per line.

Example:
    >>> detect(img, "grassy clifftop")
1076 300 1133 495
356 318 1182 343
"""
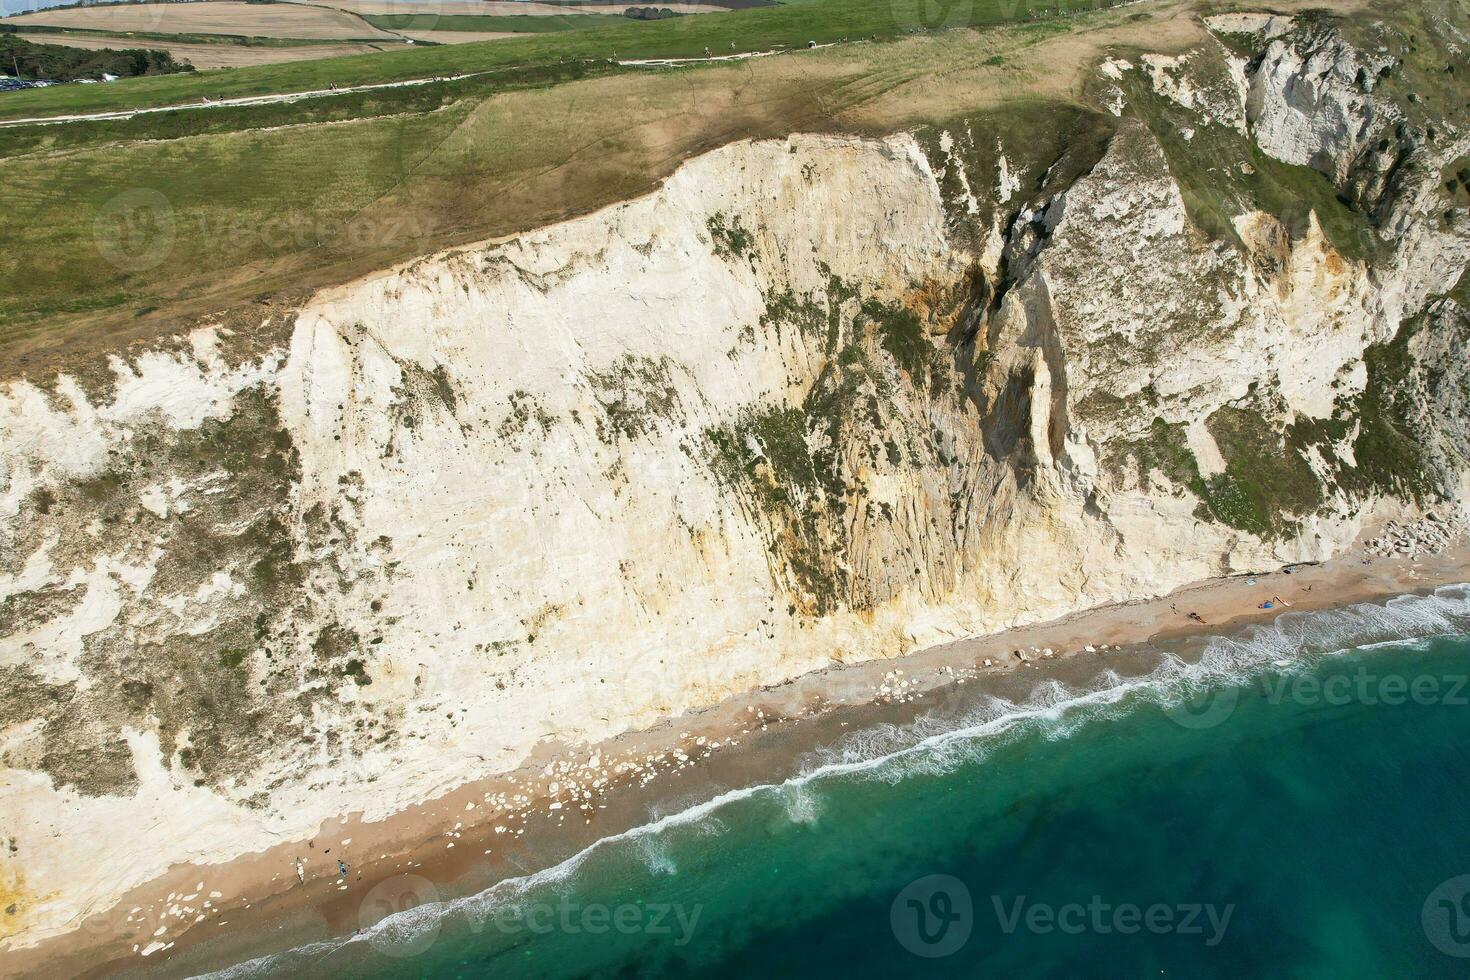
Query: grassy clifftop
0 0 1152 377
2 0 1462 382
0 0 1128 121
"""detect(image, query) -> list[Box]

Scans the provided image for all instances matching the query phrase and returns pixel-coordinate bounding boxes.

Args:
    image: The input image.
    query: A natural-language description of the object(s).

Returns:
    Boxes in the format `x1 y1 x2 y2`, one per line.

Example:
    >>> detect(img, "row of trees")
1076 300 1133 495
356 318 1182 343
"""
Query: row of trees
1 32 195 82
623 7 680 19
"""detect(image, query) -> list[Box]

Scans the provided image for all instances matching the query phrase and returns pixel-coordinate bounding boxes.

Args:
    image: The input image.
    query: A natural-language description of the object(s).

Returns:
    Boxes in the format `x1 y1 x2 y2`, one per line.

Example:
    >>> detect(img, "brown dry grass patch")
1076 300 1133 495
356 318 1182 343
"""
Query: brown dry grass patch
9 2 400 41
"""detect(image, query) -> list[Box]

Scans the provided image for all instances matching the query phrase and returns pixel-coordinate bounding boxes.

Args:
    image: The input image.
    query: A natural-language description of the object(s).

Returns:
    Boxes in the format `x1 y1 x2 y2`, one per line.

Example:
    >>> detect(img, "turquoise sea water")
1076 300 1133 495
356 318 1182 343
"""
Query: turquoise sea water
221 584 1470 979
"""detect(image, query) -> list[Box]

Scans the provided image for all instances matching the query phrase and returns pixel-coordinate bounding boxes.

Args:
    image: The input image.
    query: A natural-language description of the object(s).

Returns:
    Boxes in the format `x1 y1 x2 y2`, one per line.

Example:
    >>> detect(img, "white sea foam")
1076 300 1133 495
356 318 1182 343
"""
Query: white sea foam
197 584 1470 979
777 782 821 825
634 835 679 876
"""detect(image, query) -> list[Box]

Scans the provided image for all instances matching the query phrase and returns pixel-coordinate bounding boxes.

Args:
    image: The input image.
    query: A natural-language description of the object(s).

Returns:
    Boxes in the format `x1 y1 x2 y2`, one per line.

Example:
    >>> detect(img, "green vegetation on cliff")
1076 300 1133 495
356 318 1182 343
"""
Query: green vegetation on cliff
915 101 1116 249
1119 58 1381 262
1200 405 1324 538
1349 320 1437 500
705 274 976 612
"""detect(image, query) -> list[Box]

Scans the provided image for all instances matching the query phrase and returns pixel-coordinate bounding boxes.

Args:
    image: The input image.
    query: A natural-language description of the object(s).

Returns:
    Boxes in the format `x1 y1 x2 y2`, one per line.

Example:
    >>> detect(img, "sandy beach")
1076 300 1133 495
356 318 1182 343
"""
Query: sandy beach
6 537 1469 979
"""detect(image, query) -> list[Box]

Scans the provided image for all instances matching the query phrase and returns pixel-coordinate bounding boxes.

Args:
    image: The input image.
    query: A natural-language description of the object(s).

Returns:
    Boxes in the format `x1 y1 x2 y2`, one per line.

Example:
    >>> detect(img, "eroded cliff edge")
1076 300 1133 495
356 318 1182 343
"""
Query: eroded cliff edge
3 10 1470 948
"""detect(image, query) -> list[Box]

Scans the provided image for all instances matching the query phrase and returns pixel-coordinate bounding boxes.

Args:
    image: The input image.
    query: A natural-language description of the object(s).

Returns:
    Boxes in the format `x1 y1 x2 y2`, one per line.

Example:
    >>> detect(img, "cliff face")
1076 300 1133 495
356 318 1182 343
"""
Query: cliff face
3 12 1469 948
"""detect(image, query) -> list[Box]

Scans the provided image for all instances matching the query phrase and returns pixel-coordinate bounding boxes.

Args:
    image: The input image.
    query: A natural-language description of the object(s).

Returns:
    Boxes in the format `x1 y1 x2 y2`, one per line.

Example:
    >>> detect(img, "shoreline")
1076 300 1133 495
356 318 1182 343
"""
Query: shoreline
7 540 1470 979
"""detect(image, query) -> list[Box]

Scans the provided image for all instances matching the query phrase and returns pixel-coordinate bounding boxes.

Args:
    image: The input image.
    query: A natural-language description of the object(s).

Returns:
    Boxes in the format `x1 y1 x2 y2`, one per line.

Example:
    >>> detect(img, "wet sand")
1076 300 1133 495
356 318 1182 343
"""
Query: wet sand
8 541 1469 979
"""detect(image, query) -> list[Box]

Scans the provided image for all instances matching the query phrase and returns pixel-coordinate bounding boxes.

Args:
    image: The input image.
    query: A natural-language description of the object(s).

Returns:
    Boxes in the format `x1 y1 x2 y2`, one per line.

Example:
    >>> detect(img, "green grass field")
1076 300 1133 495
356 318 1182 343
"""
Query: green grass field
362 13 609 34
0 59 600 159
3 103 469 315
0 0 1125 121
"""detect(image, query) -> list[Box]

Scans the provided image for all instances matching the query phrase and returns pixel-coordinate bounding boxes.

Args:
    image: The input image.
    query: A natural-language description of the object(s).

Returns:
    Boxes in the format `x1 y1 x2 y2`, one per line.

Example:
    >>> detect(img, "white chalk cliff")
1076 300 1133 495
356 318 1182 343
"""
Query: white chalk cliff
2 13 1468 950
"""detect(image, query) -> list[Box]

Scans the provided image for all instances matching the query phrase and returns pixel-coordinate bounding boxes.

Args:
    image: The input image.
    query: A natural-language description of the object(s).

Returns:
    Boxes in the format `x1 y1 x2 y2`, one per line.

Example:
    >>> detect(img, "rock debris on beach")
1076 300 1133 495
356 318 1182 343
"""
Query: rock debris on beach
1364 514 1467 559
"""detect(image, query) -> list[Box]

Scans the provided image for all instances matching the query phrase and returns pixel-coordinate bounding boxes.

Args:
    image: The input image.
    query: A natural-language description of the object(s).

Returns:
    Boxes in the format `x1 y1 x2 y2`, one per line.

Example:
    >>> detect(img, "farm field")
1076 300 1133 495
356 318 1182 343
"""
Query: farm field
301 0 732 15
365 13 612 33
0 0 1101 121
15 30 394 68
6 1 399 40
396 29 518 43
1 0 735 66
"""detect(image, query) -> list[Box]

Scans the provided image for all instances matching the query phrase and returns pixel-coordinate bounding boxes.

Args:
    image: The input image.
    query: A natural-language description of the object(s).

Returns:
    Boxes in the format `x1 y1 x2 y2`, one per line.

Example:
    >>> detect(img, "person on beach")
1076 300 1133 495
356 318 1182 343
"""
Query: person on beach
338 859 349 878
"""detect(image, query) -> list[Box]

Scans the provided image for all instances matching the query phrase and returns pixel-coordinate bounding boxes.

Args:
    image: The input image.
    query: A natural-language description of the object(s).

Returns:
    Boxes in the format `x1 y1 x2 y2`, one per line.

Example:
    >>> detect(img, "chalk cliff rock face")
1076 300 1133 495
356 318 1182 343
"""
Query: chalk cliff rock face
2 13 1468 947
1245 18 1394 182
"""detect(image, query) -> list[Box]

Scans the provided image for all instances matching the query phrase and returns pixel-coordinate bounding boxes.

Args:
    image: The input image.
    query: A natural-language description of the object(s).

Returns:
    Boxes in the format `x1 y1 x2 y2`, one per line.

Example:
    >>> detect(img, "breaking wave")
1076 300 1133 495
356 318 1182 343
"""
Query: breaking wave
201 584 1470 978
